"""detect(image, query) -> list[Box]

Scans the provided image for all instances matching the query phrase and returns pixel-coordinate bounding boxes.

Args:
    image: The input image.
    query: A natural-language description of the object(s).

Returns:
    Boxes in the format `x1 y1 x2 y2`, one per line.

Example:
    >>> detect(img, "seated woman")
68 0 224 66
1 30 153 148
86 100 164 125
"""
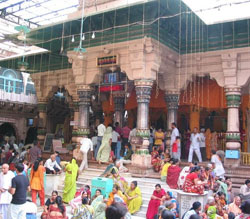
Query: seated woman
227 196 242 217
41 191 58 219
217 192 226 208
125 181 142 215
70 190 89 214
72 197 94 219
91 189 106 219
235 200 250 219
162 191 178 217
106 184 127 207
166 158 181 189
146 184 166 219
214 193 227 218
151 147 162 172
110 167 128 193
182 166 205 194
47 196 67 219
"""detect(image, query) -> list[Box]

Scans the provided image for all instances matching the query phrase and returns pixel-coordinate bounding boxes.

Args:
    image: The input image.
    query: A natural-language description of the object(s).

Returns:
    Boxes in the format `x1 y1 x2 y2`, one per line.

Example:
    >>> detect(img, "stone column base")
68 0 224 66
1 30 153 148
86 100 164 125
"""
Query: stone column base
224 158 241 168
129 149 153 175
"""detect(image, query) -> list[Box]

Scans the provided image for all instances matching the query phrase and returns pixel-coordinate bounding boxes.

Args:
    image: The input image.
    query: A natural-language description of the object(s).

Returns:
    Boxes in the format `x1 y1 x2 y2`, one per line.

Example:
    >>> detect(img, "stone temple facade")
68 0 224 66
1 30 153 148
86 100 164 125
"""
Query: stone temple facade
0 0 249 168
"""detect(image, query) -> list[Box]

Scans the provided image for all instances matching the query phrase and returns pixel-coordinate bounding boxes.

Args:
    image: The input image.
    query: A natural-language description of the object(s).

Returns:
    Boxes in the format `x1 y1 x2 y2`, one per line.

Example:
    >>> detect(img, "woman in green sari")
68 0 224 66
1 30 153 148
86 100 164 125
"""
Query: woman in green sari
97 126 112 164
62 158 79 203
91 190 106 219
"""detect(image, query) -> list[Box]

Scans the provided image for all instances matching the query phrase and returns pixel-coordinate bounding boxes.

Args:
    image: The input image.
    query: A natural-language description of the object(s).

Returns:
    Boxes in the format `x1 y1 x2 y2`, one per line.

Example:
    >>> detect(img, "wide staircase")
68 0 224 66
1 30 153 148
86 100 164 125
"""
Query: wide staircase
55 161 250 218
56 163 164 218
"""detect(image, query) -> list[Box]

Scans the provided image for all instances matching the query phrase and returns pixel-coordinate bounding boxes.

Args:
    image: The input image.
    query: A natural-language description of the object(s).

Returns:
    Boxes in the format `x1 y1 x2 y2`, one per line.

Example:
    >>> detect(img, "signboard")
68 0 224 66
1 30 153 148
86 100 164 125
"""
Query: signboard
96 55 118 67
43 133 55 152
100 84 124 92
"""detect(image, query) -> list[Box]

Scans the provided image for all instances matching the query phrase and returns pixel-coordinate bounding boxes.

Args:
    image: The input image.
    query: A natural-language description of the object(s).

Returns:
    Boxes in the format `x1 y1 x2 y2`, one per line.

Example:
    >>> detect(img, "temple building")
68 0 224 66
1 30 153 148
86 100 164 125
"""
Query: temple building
0 0 249 167
0 67 37 143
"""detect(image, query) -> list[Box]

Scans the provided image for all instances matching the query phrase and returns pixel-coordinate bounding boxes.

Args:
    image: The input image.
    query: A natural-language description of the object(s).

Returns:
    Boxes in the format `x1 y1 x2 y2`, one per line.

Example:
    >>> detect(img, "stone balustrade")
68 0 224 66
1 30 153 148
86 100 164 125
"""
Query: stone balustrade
0 89 37 104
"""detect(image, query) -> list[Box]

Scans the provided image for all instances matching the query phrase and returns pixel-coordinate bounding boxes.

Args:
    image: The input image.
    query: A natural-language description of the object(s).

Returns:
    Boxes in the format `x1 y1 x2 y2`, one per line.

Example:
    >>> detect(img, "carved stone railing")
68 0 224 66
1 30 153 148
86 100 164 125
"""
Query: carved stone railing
241 152 250 166
0 89 37 104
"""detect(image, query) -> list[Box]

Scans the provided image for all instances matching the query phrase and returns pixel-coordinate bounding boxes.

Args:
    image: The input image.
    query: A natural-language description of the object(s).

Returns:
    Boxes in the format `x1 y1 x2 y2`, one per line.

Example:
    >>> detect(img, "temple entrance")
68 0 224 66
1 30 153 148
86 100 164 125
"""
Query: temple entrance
25 127 37 144
46 87 72 144
0 122 17 142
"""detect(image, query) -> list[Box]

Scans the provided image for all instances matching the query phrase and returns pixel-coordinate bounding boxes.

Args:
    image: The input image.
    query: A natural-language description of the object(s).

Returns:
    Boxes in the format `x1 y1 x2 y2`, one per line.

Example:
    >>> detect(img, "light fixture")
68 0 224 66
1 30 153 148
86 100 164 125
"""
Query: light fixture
82 33 85 40
71 35 75 42
92 32 95 39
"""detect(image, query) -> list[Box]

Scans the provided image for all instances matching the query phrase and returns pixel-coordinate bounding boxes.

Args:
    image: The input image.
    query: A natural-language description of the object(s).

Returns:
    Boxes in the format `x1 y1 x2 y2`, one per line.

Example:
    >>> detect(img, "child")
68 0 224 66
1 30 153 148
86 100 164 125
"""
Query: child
160 158 171 182
172 136 180 159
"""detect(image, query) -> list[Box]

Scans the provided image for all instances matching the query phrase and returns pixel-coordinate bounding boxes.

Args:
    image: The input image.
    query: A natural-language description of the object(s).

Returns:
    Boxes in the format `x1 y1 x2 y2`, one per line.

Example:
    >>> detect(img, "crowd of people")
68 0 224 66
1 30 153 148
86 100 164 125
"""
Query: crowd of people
0 122 249 219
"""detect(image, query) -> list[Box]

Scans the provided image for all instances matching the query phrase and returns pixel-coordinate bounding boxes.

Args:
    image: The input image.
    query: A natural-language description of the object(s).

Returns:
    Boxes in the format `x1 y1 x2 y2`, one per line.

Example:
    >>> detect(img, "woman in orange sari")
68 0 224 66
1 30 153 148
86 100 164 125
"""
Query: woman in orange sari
106 184 127 207
30 157 45 206
205 128 212 160
151 147 162 172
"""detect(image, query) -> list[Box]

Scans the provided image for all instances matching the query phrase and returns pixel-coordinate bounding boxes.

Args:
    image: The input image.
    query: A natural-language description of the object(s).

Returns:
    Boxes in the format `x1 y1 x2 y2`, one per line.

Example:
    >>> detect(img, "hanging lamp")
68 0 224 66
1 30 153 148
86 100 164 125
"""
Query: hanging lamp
74 0 86 55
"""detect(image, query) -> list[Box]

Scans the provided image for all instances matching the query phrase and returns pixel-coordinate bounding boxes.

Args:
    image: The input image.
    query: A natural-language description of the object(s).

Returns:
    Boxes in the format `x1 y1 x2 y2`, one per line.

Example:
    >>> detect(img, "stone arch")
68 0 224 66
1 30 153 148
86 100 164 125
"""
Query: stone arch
0 122 19 142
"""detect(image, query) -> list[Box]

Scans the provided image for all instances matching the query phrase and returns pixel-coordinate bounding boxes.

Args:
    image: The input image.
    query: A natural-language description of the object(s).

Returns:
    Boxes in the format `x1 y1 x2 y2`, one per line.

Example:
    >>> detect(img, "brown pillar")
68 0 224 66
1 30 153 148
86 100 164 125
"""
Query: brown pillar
113 91 125 127
37 100 48 149
77 86 92 136
165 92 179 130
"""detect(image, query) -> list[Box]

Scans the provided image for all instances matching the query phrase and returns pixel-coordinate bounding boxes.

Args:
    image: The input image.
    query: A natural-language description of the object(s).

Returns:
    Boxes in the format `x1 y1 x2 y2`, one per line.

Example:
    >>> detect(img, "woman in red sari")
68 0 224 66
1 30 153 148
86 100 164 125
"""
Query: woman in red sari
182 166 205 194
146 184 166 219
166 159 181 189
151 147 162 172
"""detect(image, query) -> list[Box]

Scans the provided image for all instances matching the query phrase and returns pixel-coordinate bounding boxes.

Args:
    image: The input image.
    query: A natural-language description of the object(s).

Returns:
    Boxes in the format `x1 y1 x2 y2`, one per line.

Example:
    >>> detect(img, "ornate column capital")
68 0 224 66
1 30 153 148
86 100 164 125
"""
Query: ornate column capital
135 79 153 103
164 91 179 110
225 86 241 108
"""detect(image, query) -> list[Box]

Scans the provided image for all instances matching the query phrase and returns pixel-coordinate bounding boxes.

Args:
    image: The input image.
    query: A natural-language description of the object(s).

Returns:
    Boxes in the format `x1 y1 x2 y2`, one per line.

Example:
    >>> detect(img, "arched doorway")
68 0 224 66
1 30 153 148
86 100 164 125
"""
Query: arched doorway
25 127 37 144
0 122 17 142
46 87 73 143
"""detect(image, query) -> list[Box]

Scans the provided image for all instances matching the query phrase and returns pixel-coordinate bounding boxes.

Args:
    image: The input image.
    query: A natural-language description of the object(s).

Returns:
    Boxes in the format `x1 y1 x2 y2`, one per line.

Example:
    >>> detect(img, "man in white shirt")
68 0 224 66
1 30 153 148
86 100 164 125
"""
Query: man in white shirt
199 128 206 161
95 121 106 159
0 163 15 219
44 154 62 174
171 123 180 159
79 136 93 171
188 127 202 163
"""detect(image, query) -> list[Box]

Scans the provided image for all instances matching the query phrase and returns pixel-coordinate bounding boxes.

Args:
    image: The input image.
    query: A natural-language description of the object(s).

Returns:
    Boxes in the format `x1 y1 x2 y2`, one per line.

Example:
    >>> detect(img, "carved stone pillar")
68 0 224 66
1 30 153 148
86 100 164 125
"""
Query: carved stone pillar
225 86 241 150
129 79 154 175
225 86 241 166
165 92 179 130
113 91 125 127
135 79 153 140
37 100 48 147
76 86 92 138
